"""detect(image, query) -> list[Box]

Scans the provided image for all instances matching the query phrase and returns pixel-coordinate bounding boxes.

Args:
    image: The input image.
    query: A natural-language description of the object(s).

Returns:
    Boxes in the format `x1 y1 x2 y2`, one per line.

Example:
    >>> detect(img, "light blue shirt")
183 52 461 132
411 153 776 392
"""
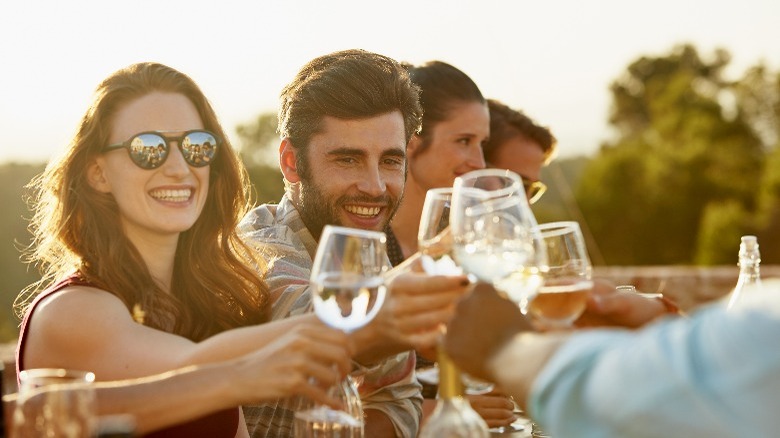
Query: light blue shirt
529 283 780 437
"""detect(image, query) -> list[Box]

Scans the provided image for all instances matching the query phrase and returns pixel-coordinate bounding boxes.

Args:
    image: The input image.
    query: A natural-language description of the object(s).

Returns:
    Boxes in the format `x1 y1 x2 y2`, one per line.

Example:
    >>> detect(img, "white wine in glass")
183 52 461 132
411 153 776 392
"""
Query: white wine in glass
310 226 389 333
418 187 493 396
527 221 593 330
449 170 548 400
296 225 391 437
450 169 547 313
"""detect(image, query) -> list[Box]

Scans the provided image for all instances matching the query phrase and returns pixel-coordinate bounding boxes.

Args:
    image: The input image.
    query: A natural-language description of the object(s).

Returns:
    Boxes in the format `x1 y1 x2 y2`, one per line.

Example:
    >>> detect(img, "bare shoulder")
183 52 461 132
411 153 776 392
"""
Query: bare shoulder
33 285 131 325
25 285 135 368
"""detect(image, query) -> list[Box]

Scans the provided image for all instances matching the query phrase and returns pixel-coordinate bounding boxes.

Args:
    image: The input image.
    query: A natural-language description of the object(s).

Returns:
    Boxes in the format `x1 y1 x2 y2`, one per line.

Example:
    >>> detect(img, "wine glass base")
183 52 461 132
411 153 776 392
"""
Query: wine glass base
489 421 526 434
462 373 495 395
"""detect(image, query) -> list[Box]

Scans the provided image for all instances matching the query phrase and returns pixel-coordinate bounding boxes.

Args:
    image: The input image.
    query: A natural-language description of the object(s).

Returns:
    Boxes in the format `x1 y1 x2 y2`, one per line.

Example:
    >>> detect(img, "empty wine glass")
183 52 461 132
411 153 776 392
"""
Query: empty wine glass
527 221 593 330
418 187 460 276
295 225 390 437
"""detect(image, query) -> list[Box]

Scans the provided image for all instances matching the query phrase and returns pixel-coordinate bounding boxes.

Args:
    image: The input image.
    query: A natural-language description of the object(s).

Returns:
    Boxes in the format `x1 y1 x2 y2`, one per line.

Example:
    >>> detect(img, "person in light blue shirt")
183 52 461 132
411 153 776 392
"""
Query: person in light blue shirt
444 281 780 437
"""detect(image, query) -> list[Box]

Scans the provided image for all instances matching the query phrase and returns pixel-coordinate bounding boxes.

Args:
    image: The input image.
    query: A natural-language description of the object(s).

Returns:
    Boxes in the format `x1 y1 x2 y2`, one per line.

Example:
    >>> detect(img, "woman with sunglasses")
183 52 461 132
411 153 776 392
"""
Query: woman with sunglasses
14 62 352 437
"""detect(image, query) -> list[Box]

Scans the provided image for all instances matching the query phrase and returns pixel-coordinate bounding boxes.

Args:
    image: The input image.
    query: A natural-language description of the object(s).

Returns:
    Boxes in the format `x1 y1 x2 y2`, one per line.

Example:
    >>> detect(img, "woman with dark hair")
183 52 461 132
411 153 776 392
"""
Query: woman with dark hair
385 60 517 430
386 60 488 265
15 62 351 437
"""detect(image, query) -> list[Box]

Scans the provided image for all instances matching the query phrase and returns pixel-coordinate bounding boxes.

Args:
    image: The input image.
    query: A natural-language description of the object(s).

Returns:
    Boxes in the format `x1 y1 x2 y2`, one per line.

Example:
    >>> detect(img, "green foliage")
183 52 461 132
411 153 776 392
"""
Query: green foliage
236 112 286 204
695 200 753 265
577 44 768 265
244 164 285 205
0 162 45 343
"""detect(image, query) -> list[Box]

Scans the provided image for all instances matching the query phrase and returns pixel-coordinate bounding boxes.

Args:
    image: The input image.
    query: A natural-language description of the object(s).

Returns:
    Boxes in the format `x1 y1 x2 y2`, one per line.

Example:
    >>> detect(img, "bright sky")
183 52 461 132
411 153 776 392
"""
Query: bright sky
2 0 779 164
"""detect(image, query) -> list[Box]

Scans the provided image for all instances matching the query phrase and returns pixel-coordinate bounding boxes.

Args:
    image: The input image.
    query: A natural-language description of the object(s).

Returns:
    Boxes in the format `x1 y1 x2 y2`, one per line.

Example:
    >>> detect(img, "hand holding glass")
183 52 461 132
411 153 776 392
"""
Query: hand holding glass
296 225 390 437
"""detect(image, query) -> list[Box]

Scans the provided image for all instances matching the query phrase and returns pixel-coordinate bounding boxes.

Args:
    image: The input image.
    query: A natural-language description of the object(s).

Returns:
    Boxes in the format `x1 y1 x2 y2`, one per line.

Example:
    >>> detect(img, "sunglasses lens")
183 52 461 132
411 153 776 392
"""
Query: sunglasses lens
181 131 218 167
129 133 168 169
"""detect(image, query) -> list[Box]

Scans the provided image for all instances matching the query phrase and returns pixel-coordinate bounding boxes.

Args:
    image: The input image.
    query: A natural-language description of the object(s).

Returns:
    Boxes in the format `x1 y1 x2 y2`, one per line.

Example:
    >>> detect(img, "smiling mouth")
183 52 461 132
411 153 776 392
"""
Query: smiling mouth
150 188 192 202
344 205 381 218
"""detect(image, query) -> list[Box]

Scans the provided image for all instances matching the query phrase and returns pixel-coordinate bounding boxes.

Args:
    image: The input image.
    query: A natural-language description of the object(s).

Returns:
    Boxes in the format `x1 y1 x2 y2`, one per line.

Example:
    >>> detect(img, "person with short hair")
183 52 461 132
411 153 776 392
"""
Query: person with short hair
239 49 470 438
484 99 557 204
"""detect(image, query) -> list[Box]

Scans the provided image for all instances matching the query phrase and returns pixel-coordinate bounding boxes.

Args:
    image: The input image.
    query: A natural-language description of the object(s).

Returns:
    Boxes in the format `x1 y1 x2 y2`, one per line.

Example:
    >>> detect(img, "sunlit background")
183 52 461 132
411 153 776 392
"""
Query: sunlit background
2 0 779 163
2 0 780 340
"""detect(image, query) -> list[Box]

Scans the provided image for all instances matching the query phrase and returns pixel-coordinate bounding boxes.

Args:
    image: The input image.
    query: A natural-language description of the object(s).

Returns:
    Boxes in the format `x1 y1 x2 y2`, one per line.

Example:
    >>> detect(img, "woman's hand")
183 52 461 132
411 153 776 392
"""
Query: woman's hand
232 322 353 408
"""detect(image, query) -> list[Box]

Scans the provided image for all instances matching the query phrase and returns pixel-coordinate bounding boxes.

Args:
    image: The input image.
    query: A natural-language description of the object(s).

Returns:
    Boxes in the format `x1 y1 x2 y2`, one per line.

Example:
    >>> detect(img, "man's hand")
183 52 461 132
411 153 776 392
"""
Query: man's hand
575 280 667 329
351 260 470 363
444 283 534 381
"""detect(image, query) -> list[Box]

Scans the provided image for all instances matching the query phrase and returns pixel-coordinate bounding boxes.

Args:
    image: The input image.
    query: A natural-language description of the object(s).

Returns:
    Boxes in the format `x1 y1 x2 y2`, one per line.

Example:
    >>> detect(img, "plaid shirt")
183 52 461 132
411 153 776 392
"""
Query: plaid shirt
238 195 423 437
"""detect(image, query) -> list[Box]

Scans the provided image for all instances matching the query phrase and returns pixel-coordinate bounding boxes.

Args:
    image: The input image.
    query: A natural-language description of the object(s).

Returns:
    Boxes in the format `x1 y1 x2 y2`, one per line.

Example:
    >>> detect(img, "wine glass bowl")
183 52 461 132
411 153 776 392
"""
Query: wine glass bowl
310 225 390 333
527 221 593 330
418 188 461 276
448 169 547 400
450 169 547 312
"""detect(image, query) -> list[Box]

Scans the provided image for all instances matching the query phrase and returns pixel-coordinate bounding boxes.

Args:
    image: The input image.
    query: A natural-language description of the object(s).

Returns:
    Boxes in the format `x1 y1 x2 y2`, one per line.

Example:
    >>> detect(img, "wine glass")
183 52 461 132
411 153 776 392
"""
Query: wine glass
418 187 497 398
449 169 548 428
450 168 547 313
527 221 593 330
418 187 460 276
295 225 390 437
12 368 97 438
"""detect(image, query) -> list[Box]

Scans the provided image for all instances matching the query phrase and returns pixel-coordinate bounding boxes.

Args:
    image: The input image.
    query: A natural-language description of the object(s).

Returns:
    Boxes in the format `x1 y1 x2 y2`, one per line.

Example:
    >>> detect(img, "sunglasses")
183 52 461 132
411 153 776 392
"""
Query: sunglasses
521 177 547 204
103 130 219 170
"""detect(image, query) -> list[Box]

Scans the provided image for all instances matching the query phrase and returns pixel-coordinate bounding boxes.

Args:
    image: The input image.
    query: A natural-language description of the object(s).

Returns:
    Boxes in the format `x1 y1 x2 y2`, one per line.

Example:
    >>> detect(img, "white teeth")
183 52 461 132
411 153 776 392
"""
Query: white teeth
345 205 380 217
150 189 191 202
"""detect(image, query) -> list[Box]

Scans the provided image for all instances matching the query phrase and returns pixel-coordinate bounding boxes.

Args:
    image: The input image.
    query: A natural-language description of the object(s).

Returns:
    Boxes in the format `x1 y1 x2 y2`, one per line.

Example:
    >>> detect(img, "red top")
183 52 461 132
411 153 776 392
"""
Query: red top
16 274 240 437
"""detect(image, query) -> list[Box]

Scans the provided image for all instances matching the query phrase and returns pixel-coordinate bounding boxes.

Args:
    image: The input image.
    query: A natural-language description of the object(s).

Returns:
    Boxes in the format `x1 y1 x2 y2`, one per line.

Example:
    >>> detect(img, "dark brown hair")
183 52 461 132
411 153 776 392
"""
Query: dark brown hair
404 60 485 155
278 49 422 163
485 99 557 164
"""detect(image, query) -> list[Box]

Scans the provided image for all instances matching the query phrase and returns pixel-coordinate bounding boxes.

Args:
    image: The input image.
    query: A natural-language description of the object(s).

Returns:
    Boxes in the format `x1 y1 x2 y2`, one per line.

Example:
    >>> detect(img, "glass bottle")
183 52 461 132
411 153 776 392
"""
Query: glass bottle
726 235 762 310
418 346 489 438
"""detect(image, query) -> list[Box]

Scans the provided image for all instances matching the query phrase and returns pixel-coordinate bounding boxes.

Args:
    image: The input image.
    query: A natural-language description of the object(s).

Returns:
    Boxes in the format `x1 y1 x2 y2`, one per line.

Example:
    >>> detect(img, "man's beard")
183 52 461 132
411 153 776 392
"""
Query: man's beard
296 172 401 241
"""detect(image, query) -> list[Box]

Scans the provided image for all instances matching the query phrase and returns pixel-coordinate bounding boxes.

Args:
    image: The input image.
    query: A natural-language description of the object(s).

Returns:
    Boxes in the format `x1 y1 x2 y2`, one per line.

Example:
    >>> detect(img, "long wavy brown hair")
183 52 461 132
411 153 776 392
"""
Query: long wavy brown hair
16 62 270 340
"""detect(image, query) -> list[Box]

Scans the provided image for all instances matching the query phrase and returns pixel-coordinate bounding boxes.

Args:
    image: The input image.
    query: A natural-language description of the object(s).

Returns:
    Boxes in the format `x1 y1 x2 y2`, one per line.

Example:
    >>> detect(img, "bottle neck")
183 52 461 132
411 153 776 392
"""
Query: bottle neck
437 345 464 400
738 257 761 283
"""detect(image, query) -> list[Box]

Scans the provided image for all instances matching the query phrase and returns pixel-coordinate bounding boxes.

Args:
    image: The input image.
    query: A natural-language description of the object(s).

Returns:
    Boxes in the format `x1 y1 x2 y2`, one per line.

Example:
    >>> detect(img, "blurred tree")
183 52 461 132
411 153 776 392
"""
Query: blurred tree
577 44 766 265
0 162 44 342
235 112 286 204
732 63 779 149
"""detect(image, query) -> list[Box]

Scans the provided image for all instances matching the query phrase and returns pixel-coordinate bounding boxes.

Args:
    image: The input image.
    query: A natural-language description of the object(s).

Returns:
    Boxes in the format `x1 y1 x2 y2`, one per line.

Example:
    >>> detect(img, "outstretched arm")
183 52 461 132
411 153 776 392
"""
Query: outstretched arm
13 324 352 435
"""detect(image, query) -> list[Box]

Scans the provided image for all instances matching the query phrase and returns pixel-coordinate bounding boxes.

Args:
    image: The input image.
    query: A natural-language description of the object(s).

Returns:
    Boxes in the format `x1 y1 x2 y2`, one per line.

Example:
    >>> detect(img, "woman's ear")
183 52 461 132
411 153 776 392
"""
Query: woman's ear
87 158 112 193
407 134 423 157
279 138 301 183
